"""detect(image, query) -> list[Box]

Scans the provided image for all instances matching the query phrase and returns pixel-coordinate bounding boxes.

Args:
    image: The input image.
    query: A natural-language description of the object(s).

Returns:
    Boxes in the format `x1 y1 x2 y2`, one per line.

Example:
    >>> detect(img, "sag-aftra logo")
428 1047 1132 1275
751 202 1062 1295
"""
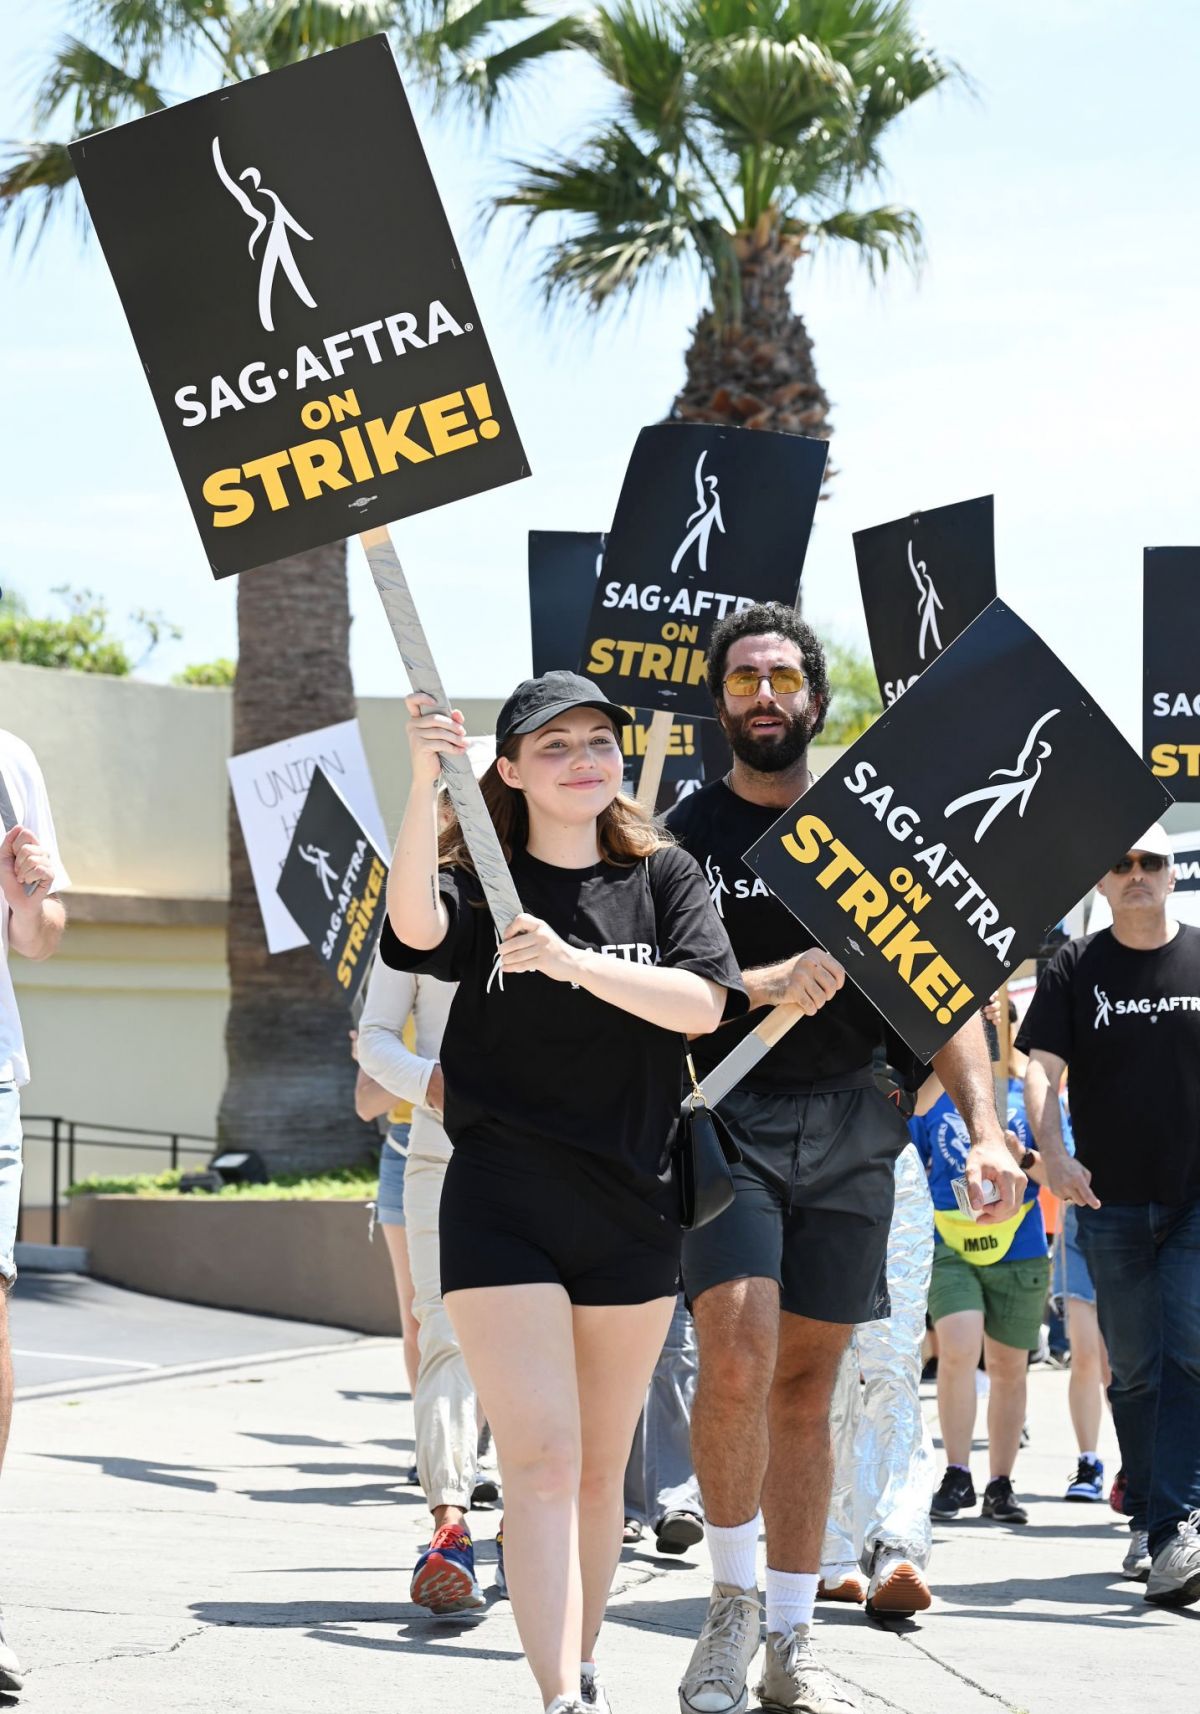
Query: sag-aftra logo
1093 986 1200 1028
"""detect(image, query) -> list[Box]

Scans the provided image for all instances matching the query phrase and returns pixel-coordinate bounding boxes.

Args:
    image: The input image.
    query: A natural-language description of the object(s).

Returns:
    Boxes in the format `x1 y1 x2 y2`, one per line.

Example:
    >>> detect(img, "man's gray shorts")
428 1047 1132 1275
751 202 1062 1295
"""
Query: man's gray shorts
681 1082 911 1326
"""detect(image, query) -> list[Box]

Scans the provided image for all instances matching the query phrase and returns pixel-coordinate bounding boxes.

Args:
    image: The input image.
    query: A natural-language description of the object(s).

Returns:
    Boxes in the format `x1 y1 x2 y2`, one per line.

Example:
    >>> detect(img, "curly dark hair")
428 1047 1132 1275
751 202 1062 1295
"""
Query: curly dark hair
706 602 830 741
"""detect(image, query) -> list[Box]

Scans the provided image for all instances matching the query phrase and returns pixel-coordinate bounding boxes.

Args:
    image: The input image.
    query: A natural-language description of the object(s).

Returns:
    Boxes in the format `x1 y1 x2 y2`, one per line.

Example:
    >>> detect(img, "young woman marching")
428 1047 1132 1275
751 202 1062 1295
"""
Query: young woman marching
383 671 747 1714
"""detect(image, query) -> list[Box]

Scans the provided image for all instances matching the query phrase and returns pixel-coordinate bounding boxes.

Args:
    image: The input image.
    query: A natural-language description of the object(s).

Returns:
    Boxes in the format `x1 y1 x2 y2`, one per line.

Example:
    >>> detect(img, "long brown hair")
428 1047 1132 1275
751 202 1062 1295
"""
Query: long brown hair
438 731 672 874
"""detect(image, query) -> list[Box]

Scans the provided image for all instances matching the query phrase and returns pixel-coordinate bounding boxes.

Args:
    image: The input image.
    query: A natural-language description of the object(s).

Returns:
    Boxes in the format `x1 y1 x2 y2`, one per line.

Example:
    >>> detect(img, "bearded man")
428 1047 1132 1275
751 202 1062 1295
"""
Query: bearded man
667 604 1020 1714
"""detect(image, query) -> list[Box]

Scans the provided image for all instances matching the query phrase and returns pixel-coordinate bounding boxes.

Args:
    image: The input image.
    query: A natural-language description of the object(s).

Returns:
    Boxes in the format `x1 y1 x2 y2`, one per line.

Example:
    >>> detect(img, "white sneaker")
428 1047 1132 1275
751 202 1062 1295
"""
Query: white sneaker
581 1663 612 1713
755 1625 859 1712
545 1700 588 1714
1145 1511 1200 1607
678 1583 761 1714
1122 1528 1151 1581
816 1564 866 1604
866 1547 931 1617
0 1608 24 1693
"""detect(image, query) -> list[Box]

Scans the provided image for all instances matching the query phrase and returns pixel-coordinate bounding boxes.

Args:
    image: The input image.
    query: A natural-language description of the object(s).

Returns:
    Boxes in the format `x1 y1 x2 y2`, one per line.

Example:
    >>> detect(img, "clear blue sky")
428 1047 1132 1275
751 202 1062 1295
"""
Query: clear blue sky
3 1 1198 745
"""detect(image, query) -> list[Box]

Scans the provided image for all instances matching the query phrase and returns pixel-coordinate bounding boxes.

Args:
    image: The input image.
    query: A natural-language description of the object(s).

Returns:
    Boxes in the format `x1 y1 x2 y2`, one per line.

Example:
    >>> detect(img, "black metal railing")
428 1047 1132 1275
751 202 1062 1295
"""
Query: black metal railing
16 1117 215 1247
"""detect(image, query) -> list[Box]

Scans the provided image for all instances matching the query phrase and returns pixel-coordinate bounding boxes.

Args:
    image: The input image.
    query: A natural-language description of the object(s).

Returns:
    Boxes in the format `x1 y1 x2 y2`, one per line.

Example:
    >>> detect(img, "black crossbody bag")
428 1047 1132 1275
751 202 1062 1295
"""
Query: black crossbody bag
643 852 741 1229
674 1052 741 1230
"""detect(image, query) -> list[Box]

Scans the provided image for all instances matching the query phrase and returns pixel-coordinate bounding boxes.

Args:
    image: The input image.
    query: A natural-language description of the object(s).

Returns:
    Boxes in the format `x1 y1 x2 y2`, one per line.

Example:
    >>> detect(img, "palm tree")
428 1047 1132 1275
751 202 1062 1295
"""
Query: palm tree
1 1 416 1172
480 0 960 451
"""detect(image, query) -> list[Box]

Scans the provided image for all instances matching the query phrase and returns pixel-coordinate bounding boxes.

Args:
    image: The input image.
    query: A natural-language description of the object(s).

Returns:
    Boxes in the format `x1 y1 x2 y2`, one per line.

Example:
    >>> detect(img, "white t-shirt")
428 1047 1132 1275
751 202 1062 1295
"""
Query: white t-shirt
0 731 70 1086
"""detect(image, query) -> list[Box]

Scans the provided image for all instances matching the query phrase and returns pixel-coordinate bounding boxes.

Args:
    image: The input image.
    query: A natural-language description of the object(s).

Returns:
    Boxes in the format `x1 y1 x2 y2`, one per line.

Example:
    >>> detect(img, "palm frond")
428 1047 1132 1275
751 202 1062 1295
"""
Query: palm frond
0 139 84 252
34 36 167 135
419 0 546 58
491 124 718 312
801 200 923 278
243 1 404 66
584 4 688 138
689 31 853 152
72 0 235 59
438 13 593 120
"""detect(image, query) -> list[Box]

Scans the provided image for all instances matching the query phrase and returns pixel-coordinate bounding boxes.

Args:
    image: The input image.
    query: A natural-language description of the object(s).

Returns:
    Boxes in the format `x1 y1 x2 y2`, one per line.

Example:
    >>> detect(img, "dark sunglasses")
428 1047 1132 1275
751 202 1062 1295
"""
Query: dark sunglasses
723 667 806 698
1110 854 1168 875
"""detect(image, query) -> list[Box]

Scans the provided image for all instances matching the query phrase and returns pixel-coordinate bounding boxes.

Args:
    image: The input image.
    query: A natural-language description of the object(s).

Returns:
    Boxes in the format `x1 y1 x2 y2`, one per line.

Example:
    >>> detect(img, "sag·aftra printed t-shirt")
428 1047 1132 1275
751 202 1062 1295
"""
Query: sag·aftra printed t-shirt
379 843 747 1187
667 780 915 1089
1017 925 1200 1206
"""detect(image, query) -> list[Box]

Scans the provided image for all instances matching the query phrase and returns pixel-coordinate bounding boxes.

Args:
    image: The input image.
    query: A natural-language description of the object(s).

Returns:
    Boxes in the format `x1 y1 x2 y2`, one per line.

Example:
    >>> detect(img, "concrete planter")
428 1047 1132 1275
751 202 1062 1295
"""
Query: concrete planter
70 1195 402 1335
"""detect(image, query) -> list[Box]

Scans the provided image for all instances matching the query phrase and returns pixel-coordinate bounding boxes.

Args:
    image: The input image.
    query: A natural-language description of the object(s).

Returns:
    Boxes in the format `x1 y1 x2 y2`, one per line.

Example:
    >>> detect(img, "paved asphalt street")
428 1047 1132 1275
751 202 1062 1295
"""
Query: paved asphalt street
2 1278 1196 1713
9 1273 358 1392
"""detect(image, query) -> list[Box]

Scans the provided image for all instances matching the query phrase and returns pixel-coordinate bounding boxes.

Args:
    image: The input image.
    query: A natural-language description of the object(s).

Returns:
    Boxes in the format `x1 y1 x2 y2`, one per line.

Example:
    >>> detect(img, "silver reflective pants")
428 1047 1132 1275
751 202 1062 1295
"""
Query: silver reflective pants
821 1144 936 1572
624 1292 703 1525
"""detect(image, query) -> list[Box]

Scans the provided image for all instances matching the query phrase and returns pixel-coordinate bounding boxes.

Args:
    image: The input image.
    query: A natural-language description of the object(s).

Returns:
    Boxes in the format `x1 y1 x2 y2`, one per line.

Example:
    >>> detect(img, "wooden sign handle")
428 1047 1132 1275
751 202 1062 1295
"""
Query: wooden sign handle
636 710 674 813
358 527 522 937
694 1001 804 1107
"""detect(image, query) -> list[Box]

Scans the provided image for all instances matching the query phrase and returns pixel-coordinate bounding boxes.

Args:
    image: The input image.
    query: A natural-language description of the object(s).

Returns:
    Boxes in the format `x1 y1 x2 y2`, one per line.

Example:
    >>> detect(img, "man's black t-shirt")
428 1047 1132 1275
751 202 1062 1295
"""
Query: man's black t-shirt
666 780 914 1090
380 843 748 1193
1016 924 1200 1206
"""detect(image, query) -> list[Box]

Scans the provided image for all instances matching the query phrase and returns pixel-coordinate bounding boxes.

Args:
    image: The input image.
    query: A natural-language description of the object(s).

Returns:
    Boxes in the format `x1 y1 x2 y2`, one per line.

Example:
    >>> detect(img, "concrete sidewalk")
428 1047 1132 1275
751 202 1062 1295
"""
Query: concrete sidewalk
2 1337 1193 1713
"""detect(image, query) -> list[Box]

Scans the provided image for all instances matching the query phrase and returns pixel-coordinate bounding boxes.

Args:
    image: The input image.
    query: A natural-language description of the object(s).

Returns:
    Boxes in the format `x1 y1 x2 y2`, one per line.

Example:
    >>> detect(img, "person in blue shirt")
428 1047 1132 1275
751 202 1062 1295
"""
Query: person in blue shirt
910 1012 1054 1527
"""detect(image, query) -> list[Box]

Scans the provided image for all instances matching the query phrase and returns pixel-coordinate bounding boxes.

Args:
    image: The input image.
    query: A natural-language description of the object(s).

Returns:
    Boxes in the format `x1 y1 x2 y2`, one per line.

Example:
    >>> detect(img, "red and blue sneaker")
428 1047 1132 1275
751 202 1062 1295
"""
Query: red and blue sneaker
410 1524 485 1614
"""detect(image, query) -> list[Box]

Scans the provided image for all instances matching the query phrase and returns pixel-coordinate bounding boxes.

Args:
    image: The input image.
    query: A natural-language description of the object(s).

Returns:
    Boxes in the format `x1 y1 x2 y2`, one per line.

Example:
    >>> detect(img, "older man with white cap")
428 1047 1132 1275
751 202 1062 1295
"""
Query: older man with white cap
1019 823 1200 1607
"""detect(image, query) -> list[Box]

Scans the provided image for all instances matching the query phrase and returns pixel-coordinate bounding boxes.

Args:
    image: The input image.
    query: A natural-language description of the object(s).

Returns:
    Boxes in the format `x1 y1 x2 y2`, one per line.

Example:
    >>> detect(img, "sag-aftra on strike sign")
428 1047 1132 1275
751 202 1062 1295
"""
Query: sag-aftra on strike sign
71 36 527 577
745 601 1172 1061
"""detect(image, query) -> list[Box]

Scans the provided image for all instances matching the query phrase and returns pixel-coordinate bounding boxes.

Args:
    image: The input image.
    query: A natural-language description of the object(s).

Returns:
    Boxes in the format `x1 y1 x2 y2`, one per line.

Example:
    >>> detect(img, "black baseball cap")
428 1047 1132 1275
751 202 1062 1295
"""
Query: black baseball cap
496 671 633 744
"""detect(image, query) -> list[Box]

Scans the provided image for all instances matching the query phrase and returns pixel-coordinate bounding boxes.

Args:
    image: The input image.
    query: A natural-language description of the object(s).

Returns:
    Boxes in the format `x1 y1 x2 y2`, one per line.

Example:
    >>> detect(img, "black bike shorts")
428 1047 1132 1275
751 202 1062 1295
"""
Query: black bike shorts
439 1130 681 1306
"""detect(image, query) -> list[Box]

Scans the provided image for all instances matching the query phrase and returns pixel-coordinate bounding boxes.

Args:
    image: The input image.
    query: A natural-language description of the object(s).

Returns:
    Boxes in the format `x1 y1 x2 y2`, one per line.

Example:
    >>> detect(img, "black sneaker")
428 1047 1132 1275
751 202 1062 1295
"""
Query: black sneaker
982 1476 1028 1524
930 1466 976 1518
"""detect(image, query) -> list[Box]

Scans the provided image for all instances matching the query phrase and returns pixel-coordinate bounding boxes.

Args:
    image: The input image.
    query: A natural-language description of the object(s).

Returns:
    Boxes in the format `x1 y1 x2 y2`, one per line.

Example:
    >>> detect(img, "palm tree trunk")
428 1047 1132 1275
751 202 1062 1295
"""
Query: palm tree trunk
218 539 380 1173
670 225 832 448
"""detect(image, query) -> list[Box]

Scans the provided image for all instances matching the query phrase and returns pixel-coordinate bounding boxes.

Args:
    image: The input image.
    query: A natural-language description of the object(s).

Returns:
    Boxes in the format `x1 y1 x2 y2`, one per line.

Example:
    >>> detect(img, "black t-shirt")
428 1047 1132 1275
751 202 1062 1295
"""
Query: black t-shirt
1016 925 1200 1206
666 779 917 1091
379 844 748 1192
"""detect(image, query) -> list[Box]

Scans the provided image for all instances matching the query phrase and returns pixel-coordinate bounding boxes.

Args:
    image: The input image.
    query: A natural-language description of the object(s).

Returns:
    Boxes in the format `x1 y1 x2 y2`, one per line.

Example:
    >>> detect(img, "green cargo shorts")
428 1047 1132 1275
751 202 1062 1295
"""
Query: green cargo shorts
927 1245 1050 1351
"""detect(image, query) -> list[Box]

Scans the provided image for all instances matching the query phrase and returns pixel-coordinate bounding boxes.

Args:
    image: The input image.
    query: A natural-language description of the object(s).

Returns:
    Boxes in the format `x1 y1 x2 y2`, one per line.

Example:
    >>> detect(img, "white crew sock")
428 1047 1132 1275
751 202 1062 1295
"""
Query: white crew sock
765 1568 818 1637
706 1514 761 1592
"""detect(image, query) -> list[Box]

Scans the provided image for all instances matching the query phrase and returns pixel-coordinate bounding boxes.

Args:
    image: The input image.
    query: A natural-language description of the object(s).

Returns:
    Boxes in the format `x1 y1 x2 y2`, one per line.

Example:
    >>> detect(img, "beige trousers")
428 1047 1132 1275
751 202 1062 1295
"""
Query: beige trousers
404 1140 478 1510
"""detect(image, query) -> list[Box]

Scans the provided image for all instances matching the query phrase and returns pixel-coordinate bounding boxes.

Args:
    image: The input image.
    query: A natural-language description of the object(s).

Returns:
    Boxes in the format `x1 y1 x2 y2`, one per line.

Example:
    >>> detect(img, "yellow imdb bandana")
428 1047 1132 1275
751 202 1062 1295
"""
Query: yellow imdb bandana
934 1201 1033 1267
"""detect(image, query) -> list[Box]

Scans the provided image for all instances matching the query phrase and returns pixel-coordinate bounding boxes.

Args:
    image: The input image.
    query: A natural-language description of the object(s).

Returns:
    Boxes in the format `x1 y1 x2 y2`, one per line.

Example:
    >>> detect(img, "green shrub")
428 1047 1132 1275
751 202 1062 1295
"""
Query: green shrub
172 658 237 687
65 1163 380 1201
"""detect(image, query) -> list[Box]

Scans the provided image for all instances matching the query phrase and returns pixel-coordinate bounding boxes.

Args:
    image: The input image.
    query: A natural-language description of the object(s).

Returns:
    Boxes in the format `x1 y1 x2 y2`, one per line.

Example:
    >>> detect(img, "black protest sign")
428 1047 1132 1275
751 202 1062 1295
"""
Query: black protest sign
580 424 827 720
1143 547 1200 802
277 766 388 1001
70 37 527 579
528 528 731 802
744 600 1172 1061
529 531 605 677
853 496 995 708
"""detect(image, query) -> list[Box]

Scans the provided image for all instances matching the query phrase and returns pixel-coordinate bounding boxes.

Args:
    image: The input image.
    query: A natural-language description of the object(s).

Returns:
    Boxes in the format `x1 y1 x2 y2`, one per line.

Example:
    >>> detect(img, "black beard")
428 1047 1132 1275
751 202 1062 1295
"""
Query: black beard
723 704 816 772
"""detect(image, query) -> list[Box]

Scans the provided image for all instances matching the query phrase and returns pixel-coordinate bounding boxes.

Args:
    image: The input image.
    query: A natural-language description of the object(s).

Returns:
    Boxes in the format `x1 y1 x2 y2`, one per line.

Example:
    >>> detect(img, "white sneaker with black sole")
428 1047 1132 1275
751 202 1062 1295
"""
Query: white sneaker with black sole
678 1583 761 1714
